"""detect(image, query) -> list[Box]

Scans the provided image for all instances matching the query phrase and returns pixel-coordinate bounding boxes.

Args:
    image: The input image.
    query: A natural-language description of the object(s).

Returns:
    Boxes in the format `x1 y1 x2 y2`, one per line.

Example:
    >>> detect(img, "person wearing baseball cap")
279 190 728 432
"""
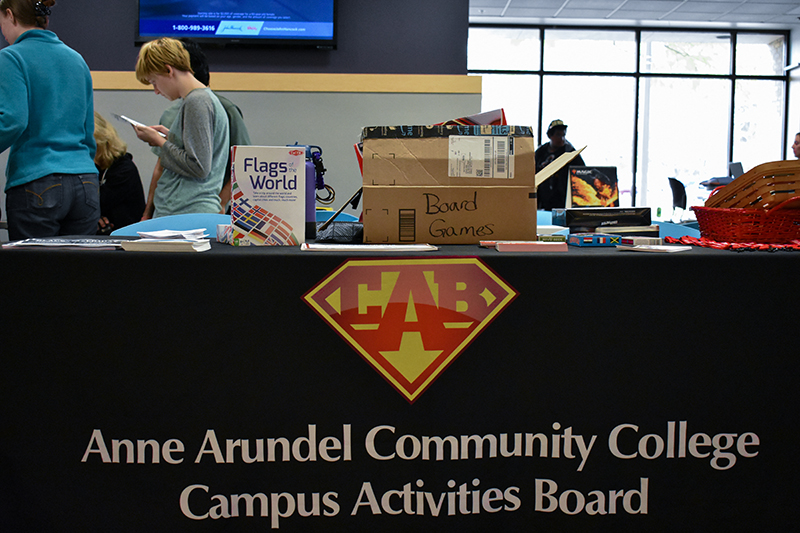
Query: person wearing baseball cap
535 119 585 210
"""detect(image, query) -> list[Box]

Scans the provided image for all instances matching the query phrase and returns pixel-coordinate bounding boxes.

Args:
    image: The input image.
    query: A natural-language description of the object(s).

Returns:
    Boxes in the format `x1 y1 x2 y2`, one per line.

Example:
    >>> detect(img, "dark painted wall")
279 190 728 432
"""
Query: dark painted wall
1 1 468 74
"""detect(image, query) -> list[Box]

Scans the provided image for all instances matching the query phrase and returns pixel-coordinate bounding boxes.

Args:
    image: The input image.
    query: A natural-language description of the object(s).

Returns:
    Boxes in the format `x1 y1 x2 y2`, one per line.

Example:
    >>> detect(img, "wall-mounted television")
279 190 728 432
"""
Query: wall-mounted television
136 0 336 49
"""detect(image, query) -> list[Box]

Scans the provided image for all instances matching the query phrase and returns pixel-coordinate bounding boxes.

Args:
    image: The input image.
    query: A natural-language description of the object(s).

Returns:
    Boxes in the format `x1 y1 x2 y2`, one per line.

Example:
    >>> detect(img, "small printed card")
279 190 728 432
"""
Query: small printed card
230 146 306 246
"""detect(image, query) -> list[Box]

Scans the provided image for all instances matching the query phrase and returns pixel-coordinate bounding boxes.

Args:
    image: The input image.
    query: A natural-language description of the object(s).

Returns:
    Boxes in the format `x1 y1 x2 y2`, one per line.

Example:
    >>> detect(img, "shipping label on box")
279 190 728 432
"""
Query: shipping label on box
448 136 513 179
230 146 306 246
362 186 537 245
361 125 535 187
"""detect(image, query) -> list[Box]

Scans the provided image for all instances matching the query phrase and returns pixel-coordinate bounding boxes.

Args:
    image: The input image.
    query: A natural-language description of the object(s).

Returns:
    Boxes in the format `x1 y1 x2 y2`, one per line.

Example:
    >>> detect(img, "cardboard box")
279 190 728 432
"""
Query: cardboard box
361 125 538 244
230 146 306 246
362 125 536 186
363 186 537 244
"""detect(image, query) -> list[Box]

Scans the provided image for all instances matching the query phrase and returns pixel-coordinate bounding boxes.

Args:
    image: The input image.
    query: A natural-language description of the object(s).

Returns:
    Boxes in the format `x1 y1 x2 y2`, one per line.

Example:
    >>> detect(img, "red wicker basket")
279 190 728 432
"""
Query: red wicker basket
692 206 800 244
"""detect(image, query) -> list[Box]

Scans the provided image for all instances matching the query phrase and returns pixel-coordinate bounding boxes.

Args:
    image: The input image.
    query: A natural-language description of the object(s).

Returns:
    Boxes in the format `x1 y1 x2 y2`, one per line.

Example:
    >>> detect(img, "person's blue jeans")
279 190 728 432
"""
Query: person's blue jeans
6 173 100 241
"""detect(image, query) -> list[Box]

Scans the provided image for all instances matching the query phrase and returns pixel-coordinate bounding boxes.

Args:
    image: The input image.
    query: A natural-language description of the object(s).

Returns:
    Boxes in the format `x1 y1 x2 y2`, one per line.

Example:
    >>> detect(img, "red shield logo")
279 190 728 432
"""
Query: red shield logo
304 258 516 402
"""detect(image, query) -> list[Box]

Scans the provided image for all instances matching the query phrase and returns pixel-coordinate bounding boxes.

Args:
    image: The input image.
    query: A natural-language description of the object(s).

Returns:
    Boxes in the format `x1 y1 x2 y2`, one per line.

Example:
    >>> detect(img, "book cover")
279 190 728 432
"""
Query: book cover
552 207 651 228
230 146 306 246
597 224 660 237
568 166 619 207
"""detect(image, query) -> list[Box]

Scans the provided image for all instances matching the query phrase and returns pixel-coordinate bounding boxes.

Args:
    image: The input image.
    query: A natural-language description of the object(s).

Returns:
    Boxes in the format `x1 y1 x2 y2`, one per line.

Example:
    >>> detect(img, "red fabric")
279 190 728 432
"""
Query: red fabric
665 235 800 251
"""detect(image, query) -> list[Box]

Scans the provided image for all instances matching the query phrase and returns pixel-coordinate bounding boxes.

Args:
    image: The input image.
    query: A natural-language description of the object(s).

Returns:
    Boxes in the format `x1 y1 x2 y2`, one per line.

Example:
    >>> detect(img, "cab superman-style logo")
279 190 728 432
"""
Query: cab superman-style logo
304 258 517 402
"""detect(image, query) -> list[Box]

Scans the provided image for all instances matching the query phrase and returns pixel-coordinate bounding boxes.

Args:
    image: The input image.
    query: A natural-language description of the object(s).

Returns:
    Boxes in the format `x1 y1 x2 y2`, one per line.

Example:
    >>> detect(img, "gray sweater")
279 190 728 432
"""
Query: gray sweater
153 88 229 217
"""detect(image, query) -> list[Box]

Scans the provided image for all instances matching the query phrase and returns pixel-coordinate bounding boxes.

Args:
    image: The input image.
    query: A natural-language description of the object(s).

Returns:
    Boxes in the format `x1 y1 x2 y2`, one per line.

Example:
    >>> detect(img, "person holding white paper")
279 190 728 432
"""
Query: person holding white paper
141 38 250 219
0 0 99 240
132 37 229 217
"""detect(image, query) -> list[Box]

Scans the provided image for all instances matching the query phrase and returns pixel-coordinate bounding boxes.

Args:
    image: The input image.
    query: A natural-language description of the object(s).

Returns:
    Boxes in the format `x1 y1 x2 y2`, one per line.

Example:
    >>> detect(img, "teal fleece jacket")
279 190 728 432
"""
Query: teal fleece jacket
0 29 97 191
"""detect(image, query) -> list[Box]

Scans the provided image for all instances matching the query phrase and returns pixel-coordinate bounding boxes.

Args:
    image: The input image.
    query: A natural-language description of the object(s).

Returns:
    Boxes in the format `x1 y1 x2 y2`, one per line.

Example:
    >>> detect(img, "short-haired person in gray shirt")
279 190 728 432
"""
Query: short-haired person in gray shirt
132 37 229 218
142 38 251 218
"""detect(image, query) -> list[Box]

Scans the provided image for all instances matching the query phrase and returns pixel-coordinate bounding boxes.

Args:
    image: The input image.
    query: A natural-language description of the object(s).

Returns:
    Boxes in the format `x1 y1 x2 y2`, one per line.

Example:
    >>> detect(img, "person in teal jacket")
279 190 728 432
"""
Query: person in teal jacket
0 0 99 240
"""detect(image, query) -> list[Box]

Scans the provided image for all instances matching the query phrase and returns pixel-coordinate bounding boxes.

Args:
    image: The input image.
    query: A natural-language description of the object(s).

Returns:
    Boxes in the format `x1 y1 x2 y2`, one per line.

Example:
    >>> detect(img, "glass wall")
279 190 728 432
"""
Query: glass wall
733 79 785 170
468 25 789 216
542 75 636 206
637 77 731 209
467 27 540 71
544 29 637 73
640 31 731 75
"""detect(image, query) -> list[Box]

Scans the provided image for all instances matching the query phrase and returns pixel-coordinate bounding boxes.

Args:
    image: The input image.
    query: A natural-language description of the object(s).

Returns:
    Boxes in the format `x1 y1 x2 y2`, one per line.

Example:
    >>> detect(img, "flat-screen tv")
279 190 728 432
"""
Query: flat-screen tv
136 0 336 49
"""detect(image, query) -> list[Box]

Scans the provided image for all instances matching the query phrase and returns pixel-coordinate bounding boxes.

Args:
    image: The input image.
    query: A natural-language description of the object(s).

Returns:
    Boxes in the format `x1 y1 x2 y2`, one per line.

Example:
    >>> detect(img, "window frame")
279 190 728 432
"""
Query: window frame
468 24 791 205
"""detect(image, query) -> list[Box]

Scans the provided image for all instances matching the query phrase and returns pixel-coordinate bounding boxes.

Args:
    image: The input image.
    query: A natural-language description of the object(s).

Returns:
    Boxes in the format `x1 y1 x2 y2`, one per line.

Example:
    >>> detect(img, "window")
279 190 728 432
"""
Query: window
542 75 635 206
637 77 731 210
476 74 539 128
545 29 636 73
468 25 790 216
733 79 785 170
736 33 785 76
640 31 730 75
467 27 540 71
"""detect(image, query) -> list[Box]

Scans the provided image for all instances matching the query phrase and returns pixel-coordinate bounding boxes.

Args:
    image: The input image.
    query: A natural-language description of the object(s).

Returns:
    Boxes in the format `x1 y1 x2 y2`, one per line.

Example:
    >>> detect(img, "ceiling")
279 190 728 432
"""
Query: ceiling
469 0 800 29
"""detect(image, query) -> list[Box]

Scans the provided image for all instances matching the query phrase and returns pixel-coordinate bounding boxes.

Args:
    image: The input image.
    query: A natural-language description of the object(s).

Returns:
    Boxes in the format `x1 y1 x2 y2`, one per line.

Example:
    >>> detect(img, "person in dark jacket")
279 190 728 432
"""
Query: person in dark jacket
93 112 145 234
535 119 585 210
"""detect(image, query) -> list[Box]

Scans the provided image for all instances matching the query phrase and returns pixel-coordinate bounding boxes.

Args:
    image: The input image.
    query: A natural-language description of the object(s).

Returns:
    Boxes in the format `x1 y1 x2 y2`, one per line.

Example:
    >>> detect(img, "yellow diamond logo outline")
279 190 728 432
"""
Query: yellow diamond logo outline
304 258 517 402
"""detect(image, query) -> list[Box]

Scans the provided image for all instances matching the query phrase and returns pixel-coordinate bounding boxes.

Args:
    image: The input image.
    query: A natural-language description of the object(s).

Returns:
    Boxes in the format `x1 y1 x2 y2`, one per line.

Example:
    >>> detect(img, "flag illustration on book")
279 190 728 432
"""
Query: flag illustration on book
231 183 299 245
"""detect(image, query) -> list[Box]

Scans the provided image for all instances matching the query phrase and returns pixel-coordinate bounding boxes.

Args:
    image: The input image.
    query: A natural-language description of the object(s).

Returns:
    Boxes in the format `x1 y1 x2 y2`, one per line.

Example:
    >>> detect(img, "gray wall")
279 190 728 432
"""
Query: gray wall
0 1 474 235
93 89 481 221
17 0 469 74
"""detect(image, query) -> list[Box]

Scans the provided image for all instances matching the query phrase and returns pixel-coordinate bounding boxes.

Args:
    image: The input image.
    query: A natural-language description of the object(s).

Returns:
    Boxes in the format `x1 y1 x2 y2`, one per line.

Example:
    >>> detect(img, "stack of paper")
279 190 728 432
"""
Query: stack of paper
120 228 211 252
137 229 208 239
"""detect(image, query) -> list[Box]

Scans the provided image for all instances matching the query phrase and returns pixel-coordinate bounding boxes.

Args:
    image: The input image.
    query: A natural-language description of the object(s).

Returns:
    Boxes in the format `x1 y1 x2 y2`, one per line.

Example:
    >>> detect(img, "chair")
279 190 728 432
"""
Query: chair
668 178 687 222
110 213 231 237
537 210 553 226
656 221 701 240
315 210 359 223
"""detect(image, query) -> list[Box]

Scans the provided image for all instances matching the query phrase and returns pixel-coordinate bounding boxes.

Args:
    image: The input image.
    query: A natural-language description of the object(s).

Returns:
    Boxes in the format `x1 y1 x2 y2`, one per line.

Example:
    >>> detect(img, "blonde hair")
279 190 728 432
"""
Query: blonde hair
93 112 127 170
135 37 193 85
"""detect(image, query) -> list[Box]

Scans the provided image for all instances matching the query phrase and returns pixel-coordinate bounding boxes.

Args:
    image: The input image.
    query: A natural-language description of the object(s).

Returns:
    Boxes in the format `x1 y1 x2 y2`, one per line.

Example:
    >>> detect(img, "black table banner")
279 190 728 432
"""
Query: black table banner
1 244 797 531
